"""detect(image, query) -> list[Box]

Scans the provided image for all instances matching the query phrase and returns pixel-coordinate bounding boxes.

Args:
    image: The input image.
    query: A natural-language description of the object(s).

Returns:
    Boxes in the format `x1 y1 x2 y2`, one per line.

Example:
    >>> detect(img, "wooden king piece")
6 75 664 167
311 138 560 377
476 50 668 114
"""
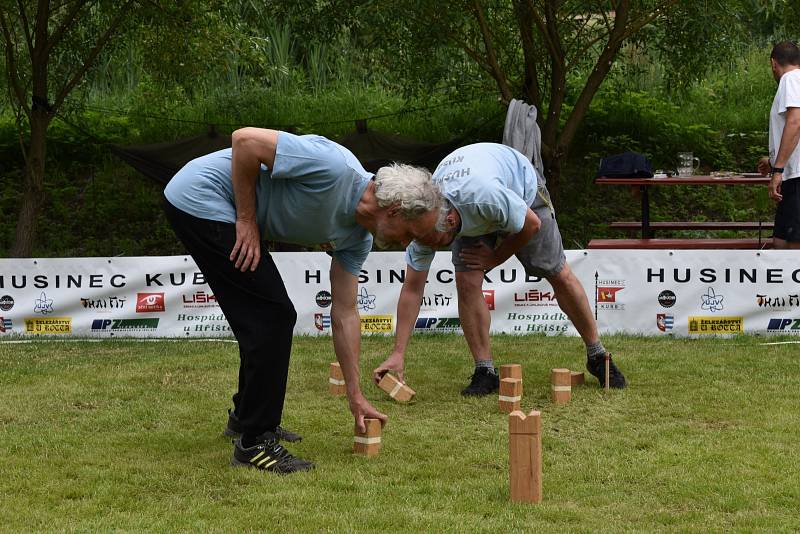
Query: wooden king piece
329 362 346 396
353 418 382 456
509 410 542 503
377 373 415 402
499 364 522 380
550 368 571 404
499 378 523 413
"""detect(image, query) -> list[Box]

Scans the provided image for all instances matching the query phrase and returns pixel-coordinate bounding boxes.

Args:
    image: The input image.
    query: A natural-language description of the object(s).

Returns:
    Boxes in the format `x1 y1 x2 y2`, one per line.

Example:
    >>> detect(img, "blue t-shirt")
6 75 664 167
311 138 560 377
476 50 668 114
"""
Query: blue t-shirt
405 143 537 271
164 132 373 275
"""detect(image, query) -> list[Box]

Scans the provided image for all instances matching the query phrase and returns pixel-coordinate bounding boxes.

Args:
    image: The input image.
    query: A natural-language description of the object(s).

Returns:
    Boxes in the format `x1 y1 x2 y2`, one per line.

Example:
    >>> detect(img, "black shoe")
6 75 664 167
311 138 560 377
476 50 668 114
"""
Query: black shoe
461 366 500 396
586 353 627 389
231 434 314 474
224 409 302 443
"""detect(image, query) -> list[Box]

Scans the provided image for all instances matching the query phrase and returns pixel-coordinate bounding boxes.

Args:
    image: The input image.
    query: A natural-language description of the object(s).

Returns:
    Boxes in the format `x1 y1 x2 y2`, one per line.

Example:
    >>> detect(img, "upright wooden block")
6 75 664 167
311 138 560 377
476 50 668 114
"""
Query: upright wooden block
353 418 382 456
329 362 346 396
499 378 523 413
500 364 522 380
377 373 416 402
550 368 571 404
570 371 585 387
509 410 542 503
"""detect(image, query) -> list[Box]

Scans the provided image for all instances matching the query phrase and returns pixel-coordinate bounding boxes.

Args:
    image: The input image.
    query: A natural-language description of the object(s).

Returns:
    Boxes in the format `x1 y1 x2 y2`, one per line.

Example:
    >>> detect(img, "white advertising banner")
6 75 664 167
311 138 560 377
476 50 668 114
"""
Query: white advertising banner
1 250 799 338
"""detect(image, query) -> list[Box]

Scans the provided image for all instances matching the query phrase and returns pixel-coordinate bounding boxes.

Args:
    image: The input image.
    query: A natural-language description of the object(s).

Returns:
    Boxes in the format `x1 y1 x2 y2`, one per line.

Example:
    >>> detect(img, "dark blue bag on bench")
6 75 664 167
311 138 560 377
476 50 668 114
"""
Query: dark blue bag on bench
596 152 653 178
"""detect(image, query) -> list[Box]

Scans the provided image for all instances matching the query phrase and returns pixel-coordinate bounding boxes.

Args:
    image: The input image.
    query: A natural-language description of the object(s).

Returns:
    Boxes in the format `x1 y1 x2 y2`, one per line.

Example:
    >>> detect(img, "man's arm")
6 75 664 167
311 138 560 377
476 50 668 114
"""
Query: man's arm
372 266 428 384
769 107 800 202
330 258 388 432
230 128 279 271
459 208 541 271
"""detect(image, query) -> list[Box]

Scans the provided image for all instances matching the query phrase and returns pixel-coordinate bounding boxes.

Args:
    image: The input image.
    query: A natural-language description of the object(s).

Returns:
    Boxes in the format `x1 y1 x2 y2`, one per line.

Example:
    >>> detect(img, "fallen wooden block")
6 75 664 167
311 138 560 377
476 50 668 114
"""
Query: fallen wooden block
509 409 542 503
377 373 415 402
550 368 571 404
570 371 585 387
329 362 346 396
353 418 382 456
499 377 522 413
500 364 522 380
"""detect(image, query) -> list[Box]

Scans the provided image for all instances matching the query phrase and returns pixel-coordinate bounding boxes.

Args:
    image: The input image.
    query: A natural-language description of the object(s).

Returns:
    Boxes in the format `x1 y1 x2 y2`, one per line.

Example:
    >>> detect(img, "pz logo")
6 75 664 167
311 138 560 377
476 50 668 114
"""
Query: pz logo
92 319 112 330
767 318 800 331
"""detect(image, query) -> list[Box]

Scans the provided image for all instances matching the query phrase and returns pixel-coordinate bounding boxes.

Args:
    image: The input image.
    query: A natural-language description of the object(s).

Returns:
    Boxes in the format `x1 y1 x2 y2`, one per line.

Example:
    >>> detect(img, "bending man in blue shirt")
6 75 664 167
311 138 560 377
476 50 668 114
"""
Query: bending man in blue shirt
164 127 442 473
373 143 626 395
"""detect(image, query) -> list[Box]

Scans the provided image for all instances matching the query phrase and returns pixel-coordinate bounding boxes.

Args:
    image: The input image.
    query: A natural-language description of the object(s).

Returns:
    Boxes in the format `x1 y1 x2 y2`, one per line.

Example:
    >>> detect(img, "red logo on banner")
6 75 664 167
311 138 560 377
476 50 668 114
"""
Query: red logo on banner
136 293 165 313
597 287 623 303
483 290 495 310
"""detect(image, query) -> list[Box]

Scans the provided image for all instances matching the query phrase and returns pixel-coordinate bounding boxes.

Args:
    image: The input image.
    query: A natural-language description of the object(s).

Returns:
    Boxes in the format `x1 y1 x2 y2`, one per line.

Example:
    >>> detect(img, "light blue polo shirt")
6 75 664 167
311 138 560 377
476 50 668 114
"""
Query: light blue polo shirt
405 143 537 271
164 132 373 275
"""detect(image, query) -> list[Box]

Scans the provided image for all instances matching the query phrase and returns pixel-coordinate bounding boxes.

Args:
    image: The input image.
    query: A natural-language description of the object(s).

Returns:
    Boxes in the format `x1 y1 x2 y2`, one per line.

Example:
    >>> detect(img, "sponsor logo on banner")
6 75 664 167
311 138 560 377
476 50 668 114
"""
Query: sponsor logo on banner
756 294 799 310
175 313 231 333
420 292 453 310
92 318 159 332
595 276 625 311
33 291 54 314
315 290 332 308
356 287 376 312
483 290 495 310
658 290 676 308
361 315 393 333
514 289 557 307
314 313 331 331
80 296 126 311
25 317 72 334
766 318 800 334
414 317 462 332
0 317 12 332
688 316 743 334
700 287 724 312
656 314 674 332
645 266 800 284
0 295 14 311
182 291 218 308
506 311 570 333
136 292 165 313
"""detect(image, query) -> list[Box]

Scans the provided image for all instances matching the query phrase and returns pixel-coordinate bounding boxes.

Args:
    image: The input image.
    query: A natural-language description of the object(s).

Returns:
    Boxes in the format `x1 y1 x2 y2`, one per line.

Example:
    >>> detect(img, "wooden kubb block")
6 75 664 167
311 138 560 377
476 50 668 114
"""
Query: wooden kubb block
329 362 346 396
570 371 585 387
499 364 523 380
353 418 382 456
550 368 571 404
509 410 542 503
499 378 523 413
377 373 415 402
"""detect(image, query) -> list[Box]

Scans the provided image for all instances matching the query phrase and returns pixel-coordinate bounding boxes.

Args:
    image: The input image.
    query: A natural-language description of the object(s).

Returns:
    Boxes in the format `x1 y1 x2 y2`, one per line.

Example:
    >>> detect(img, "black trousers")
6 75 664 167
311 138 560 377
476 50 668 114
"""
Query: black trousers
164 199 296 437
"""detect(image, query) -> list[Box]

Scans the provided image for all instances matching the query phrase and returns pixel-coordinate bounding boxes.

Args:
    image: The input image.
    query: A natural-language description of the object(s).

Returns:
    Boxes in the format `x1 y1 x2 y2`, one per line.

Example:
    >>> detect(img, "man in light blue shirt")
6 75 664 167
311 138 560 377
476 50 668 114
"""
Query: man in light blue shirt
164 127 442 473
373 143 626 395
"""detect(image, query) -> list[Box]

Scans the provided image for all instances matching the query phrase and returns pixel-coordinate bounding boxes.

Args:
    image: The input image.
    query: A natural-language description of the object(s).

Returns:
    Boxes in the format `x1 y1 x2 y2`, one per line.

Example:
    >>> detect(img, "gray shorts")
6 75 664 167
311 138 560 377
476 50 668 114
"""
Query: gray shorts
451 184 566 278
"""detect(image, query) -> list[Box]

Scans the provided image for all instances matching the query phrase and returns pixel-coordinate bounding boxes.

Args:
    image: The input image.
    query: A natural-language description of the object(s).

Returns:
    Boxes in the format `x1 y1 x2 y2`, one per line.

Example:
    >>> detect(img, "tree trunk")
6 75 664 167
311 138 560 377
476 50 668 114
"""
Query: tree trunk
11 110 50 257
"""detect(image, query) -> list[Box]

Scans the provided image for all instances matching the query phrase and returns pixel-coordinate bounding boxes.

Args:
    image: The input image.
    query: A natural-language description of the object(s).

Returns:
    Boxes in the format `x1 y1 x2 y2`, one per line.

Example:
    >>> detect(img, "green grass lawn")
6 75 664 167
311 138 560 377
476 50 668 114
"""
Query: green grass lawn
1 335 798 532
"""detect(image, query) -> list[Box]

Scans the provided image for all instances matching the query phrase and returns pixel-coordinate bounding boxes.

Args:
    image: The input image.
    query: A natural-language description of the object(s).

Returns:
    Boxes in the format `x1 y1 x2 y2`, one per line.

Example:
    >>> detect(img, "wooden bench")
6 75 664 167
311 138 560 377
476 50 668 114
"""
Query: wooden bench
587 238 774 250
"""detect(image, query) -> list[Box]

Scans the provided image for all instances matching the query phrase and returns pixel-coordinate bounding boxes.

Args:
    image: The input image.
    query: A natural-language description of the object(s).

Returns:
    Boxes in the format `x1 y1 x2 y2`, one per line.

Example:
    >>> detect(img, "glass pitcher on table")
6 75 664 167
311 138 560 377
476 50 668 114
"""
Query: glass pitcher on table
677 152 700 177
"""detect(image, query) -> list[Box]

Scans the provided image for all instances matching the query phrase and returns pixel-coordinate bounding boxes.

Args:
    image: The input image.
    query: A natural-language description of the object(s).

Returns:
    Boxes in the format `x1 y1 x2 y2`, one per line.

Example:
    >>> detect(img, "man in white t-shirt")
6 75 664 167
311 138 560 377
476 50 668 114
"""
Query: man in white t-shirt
758 41 800 248
164 128 442 473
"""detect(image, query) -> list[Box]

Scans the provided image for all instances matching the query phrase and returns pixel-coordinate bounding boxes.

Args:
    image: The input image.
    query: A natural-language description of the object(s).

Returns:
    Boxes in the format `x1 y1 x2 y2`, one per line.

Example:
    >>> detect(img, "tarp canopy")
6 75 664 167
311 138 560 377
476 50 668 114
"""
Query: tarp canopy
112 127 466 186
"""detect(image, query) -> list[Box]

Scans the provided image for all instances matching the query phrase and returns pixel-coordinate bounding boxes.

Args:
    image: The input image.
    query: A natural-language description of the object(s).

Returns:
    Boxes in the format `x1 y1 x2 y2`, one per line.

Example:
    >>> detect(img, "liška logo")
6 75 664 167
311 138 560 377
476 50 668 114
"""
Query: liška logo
0 295 14 311
656 314 674 332
514 289 557 307
356 287 376 312
700 287 724 312
314 313 331 331
33 291 54 314
136 292 165 313
658 290 676 308
483 290 495 310
182 290 218 308
766 318 800 333
315 290 332 308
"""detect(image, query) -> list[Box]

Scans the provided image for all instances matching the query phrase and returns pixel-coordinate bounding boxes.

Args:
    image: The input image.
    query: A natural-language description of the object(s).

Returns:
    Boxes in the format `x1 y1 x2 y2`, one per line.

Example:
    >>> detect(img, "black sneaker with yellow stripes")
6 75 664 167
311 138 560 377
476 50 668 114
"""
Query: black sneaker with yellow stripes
231 434 314 474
